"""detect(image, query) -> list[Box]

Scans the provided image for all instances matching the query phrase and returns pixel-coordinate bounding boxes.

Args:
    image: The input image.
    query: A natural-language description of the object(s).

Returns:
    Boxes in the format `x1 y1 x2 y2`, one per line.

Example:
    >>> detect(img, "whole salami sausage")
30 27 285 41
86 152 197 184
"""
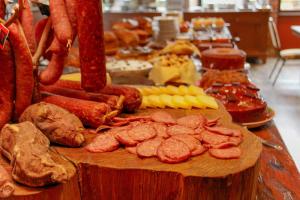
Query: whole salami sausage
19 0 36 54
0 43 14 129
39 53 65 85
42 94 112 128
40 84 122 110
0 165 14 198
34 17 54 60
49 0 73 47
0 0 5 19
54 80 141 112
8 22 34 120
77 0 106 92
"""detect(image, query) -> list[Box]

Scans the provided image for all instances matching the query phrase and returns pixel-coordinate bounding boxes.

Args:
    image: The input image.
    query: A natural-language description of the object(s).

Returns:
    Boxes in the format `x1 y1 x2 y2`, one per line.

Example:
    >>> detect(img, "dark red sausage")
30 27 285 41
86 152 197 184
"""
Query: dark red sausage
0 0 5 19
49 0 73 47
77 0 106 92
54 79 82 90
42 94 112 128
54 80 142 112
19 0 36 54
46 36 66 55
40 84 122 109
34 17 54 60
65 0 77 32
39 53 65 85
0 43 14 129
8 22 34 120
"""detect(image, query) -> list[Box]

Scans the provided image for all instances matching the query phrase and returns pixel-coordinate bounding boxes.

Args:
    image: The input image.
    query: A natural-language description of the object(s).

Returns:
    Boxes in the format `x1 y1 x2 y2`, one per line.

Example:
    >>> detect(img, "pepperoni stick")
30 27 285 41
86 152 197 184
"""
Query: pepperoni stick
0 0 5 19
32 17 52 66
8 21 34 120
65 0 77 35
49 0 72 48
77 0 106 92
40 84 124 110
19 0 36 54
39 53 65 85
53 80 142 112
42 94 114 128
0 41 14 129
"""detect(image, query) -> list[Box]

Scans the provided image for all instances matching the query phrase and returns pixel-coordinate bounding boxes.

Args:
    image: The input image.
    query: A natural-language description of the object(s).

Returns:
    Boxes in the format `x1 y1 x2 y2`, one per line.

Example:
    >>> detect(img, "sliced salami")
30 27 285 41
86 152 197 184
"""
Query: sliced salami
128 123 157 142
177 114 206 129
205 126 242 137
126 146 137 154
229 136 243 146
209 147 241 159
191 144 207 156
115 130 137 146
202 130 229 145
152 122 169 138
167 125 195 136
192 134 203 141
150 111 176 124
160 138 191 161
136 138 163 158
171 135 200 151
206 141 238 149
85 134 119 153
206 117 220 127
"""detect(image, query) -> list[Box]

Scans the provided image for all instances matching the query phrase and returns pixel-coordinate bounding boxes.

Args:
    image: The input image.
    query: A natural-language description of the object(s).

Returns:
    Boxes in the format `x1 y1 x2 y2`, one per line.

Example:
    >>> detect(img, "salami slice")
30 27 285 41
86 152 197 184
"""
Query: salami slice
201 130 229 145
191 144 207 156
85 134 119 153
206 117 220 127
152 122 169 138
167 125 195 136
192 134 203 141
160 138 191 161
126 146 137 154
177 114 206 129
136 137 163 158
229 136 243 146
209 147 241 159
127 123 156 142
115 130 137 146
171 135 200 151
205 126 241 137
150 111 176 124
206 141 238 149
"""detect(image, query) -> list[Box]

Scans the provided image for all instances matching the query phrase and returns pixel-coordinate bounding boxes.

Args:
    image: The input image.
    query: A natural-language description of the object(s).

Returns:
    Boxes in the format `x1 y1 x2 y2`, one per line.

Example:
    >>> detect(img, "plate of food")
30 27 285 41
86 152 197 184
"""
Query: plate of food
240 107 275 129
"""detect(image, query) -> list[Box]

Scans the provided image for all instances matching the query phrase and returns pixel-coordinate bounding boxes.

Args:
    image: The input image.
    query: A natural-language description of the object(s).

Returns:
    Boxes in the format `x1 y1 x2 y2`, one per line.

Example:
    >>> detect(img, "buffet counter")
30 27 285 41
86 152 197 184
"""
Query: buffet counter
104 10 270 62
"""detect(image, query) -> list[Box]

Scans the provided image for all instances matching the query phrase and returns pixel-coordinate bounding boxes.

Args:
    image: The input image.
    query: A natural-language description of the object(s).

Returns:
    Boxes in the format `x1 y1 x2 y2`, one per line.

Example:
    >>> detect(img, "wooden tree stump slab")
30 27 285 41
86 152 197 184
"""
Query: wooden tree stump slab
55 105 262 200
0 104 262 200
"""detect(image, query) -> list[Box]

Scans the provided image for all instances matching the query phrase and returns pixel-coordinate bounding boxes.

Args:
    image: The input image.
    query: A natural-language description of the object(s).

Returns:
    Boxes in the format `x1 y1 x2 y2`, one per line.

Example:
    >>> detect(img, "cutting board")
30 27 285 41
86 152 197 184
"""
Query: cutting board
0 103 262 200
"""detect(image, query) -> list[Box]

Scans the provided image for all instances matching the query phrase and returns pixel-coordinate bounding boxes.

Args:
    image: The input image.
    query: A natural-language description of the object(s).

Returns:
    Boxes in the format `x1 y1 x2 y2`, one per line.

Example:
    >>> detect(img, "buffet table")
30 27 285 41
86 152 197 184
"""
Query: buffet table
255 122 300 200
1 120 299 200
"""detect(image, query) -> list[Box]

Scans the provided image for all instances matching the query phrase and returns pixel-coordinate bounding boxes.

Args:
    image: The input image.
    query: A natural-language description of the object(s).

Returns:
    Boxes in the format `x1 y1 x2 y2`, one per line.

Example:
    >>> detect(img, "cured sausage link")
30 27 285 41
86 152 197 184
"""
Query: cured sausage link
40 84 123 110
8 22 34 120
54 80 142 112
0 0 5 19
19 0 36 54
0 43 14 129
39 53 65 85
0 165 14 198
42 94 112 128
77 0 106 92
49 0 72 47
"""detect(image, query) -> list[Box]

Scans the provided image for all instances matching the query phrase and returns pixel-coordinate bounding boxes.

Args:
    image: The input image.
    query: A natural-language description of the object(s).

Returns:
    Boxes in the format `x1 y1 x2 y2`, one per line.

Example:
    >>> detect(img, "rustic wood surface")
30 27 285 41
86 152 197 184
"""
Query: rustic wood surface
254 122 300 200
